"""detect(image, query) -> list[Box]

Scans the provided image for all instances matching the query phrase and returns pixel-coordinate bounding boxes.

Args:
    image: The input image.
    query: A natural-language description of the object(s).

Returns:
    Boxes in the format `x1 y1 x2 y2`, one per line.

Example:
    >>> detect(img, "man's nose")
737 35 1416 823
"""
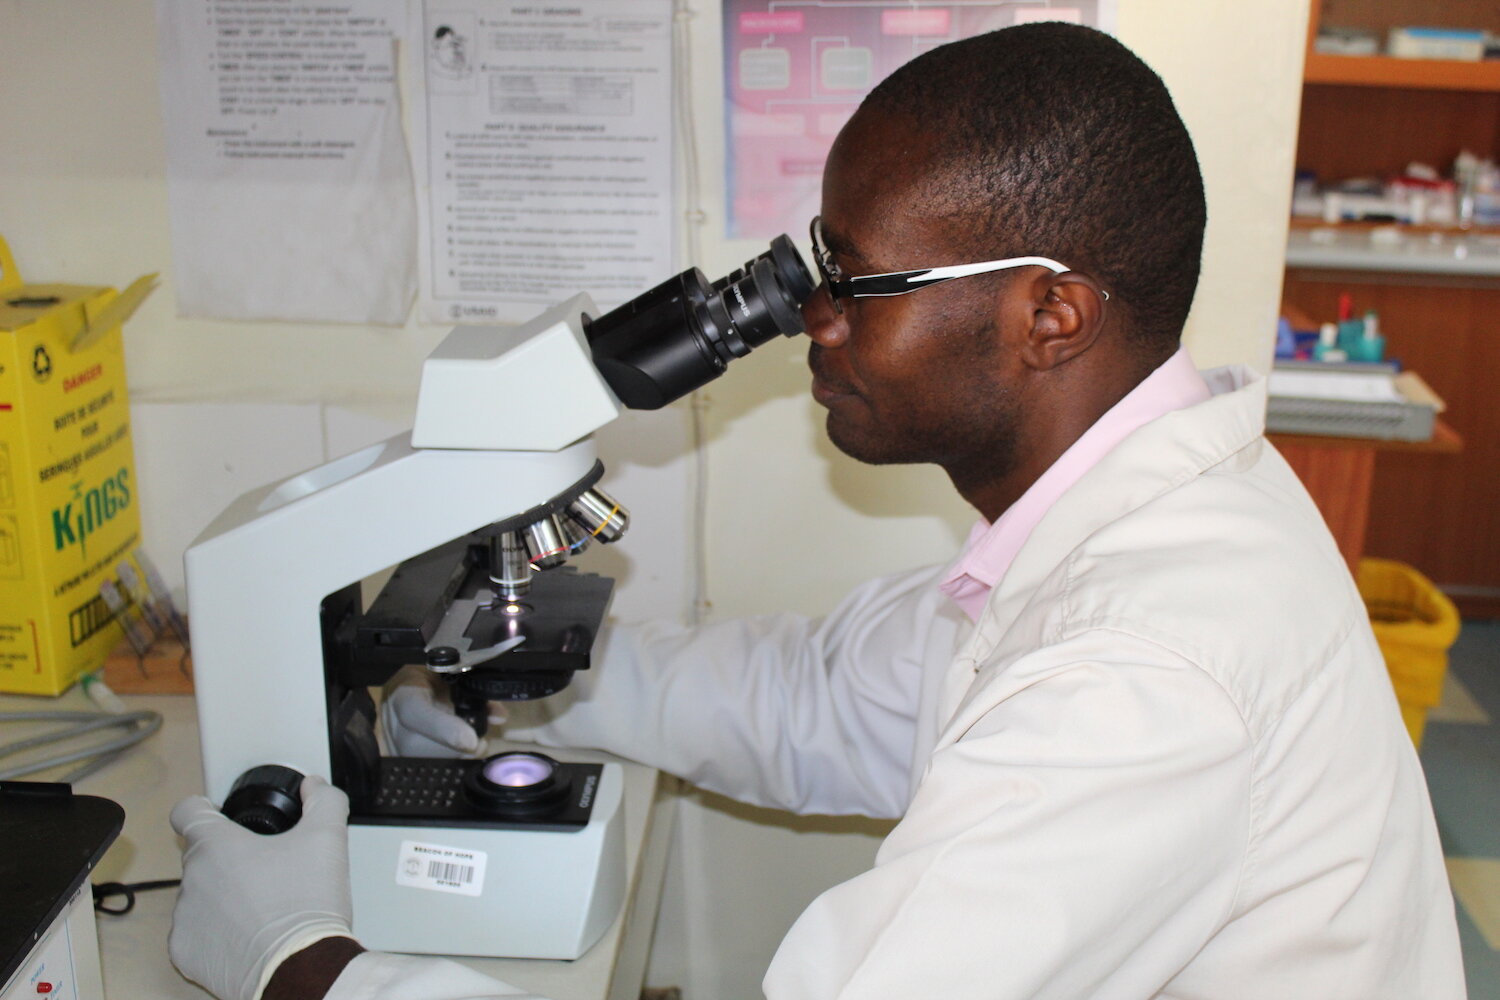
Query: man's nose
801 286 848 348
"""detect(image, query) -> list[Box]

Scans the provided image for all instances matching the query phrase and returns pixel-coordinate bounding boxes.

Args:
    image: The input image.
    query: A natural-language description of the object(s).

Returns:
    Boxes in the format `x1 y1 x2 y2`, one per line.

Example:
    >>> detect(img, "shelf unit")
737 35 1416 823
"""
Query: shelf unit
1307 0 1500 90
1289 0 1500 617
1285 226 1500 275
1303 53 1500 92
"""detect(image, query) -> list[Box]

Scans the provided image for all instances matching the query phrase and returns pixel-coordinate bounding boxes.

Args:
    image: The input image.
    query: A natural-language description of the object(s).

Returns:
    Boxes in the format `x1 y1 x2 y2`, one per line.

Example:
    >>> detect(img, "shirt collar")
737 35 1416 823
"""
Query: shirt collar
937 347 1211 621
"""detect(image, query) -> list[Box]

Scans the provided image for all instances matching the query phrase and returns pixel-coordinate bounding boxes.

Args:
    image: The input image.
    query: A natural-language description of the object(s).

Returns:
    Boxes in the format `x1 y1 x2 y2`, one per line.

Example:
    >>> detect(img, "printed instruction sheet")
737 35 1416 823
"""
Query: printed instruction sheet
723 0 1112 239
154 0 417 324
411 1 675 324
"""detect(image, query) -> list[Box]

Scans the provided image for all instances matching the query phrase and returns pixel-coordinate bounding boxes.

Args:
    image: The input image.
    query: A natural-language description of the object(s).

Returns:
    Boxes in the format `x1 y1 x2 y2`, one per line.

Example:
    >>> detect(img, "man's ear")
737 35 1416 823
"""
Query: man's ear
1013 271 1110 371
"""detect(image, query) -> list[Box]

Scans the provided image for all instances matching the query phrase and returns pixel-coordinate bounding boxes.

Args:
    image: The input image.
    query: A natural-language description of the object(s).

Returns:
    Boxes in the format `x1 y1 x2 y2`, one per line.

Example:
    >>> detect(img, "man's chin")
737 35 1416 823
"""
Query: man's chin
825 415 910 466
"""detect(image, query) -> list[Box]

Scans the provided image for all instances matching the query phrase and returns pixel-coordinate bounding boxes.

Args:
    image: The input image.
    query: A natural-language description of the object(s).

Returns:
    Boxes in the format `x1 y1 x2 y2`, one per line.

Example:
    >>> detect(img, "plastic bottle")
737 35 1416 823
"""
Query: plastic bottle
1314 322 1348 362
1337 317 1365 353
1275 316 1297 359
1350 310 1386 362
1456 150 1479 228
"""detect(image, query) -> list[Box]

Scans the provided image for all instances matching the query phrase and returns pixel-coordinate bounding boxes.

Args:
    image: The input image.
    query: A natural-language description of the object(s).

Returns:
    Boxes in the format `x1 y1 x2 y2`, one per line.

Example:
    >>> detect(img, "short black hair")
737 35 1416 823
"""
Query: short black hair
862 22 1205 351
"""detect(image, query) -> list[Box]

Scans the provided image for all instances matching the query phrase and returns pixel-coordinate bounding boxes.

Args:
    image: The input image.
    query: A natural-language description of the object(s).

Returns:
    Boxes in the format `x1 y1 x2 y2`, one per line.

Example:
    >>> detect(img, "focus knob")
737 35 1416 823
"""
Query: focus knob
222 764 305 834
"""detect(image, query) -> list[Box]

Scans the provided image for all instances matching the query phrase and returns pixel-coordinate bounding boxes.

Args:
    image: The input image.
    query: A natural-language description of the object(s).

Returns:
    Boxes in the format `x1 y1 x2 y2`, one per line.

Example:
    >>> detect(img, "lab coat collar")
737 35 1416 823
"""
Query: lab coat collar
964 364 1268 664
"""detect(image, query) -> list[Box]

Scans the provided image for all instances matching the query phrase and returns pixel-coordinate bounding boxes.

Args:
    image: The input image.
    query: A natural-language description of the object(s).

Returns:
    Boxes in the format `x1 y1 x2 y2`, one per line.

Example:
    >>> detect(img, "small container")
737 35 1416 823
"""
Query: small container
1275 317 1297 359
1349 310 1385 363
1337 318 1365 354
1313 322 1348 362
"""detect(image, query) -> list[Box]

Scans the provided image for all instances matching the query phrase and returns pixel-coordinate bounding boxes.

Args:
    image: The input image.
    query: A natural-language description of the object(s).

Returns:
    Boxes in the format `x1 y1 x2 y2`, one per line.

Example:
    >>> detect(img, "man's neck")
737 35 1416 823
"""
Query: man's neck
949 453 1052 524
949 342 1195 523
949 398 1116 523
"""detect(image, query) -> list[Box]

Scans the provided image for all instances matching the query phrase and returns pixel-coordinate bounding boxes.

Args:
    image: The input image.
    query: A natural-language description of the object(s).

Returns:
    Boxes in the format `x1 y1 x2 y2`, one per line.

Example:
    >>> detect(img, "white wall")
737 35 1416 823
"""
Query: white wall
0 1 1308 996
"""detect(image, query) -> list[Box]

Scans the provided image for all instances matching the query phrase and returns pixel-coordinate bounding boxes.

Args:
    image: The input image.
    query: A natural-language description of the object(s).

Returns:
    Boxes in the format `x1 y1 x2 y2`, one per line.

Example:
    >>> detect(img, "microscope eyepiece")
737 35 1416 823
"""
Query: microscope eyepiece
584 234 815 409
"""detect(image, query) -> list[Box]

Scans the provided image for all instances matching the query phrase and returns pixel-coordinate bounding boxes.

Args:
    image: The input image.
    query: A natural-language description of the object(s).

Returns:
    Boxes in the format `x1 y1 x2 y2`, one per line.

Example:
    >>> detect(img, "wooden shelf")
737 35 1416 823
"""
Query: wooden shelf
1269 418 1464 455
1304 52 1500 91
1288 217 1500 237
1285 227 1500 278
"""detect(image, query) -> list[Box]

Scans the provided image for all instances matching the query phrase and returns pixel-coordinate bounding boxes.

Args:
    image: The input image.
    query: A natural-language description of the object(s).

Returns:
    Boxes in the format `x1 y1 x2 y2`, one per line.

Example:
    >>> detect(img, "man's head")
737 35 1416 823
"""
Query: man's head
858 22 1204 349
805 23 1205 516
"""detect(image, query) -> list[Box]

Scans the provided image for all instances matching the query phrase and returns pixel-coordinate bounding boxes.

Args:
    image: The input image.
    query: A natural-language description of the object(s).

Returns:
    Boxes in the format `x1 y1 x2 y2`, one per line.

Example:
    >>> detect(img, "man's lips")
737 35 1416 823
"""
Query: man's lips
811 377 856 405
808 350 857 404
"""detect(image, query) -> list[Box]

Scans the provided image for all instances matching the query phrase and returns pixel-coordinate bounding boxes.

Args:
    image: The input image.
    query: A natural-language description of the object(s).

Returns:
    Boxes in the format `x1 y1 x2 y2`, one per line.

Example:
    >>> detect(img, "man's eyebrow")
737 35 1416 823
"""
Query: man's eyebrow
820 224 870 267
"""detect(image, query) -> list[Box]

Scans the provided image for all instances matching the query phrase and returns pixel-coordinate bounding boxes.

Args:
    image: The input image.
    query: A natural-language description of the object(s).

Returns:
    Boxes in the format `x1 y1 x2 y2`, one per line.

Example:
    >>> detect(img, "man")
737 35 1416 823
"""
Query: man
169 23 1465 1000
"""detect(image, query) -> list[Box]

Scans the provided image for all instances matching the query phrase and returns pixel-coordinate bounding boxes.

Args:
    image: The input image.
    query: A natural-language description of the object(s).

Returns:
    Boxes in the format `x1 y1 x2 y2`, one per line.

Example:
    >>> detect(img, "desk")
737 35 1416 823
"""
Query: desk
0 690 673 1000
1269 419 1463 572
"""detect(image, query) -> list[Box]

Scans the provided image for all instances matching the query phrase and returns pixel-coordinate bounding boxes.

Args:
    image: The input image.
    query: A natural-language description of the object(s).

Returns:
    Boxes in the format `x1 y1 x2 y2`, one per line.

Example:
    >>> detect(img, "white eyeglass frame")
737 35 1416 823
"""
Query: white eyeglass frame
810 216 1108 312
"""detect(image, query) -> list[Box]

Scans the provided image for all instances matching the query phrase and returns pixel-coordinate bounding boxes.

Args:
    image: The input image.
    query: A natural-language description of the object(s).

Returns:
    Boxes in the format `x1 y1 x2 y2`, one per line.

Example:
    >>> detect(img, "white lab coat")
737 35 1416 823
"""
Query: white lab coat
329 367 1464 999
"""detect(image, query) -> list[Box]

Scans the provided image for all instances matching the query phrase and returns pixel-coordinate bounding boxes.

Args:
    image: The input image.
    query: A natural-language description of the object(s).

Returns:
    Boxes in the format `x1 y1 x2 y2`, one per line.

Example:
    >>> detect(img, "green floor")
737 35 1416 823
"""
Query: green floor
1422 620 1500 997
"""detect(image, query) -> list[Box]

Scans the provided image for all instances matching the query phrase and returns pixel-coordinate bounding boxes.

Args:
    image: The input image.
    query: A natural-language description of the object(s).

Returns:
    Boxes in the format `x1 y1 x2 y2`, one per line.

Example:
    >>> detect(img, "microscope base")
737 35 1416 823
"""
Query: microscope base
347 761 626 959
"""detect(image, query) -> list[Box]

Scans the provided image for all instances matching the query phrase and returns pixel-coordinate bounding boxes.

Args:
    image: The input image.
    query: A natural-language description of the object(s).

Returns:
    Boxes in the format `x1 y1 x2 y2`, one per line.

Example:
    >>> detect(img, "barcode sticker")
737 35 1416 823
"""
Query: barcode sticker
395 840 488 897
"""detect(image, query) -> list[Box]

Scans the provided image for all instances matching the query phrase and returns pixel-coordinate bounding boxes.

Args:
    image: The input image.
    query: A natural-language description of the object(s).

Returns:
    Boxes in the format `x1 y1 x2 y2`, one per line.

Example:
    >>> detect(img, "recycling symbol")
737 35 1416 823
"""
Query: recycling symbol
32 344 52 382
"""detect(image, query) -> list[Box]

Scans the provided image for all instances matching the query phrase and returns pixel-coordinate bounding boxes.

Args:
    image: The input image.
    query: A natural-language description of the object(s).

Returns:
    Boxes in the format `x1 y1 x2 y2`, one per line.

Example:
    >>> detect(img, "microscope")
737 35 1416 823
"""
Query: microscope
185 239 814 960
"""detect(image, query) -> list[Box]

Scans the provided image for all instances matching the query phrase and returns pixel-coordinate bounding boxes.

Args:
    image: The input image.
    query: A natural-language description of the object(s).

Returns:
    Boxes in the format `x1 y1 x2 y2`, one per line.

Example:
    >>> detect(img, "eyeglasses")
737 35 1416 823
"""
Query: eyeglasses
809 216 1103 314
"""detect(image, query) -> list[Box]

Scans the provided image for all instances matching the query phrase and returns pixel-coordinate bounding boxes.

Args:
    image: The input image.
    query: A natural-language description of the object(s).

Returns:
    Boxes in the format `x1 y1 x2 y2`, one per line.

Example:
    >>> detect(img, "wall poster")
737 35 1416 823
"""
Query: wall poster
723 1 1112 240
412 1 676 324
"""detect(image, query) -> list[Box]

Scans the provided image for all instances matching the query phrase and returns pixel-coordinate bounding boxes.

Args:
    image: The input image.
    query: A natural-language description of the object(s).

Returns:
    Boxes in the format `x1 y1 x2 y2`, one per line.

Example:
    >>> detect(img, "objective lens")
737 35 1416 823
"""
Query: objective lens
522 514 570 569
584 234 816 410
567 487 629 544
483 752 555 787
489 531 532 598
559 513 593 555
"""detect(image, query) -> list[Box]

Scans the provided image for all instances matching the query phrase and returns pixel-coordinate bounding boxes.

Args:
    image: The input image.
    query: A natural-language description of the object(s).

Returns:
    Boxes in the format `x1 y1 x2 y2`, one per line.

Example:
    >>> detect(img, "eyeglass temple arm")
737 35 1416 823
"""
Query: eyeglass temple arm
846 259 1109 300
837 258 1065 297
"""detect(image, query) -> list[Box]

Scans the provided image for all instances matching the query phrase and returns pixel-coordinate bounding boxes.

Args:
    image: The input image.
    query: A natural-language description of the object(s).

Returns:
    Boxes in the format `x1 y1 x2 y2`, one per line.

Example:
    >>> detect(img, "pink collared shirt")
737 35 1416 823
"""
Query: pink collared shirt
937 347 1211 622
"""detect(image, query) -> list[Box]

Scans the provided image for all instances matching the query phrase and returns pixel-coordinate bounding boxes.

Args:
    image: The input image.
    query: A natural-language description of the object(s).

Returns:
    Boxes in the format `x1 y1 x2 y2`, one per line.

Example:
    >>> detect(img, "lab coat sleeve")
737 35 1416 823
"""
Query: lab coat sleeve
505 564 965 818
325 952 539 999
761 628 1253 1000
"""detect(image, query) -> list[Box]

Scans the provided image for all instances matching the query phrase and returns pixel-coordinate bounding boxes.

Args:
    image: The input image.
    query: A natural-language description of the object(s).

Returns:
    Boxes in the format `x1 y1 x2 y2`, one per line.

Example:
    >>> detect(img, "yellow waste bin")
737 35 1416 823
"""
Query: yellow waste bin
1357 559 1461 748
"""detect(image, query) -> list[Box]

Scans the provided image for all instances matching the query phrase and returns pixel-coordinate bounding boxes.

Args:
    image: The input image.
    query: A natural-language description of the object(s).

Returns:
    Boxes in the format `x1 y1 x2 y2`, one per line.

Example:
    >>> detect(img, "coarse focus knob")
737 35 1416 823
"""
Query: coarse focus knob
222 764 305 835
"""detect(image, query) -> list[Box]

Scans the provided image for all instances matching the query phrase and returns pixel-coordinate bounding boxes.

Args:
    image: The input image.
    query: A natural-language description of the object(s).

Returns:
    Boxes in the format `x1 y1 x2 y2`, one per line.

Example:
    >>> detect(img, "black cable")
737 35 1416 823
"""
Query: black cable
92 878 182 915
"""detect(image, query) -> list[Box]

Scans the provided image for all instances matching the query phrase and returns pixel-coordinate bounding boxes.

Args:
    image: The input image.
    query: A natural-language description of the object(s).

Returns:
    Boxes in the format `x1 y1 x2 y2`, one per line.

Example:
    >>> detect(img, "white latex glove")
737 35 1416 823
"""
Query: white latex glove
380 664 503 758
169 775 356 1000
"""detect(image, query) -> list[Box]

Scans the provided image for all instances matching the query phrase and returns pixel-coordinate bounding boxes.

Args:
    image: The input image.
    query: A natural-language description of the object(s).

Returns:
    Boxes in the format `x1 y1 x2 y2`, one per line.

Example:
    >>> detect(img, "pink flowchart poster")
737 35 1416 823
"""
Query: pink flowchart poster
723 1 1106 239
